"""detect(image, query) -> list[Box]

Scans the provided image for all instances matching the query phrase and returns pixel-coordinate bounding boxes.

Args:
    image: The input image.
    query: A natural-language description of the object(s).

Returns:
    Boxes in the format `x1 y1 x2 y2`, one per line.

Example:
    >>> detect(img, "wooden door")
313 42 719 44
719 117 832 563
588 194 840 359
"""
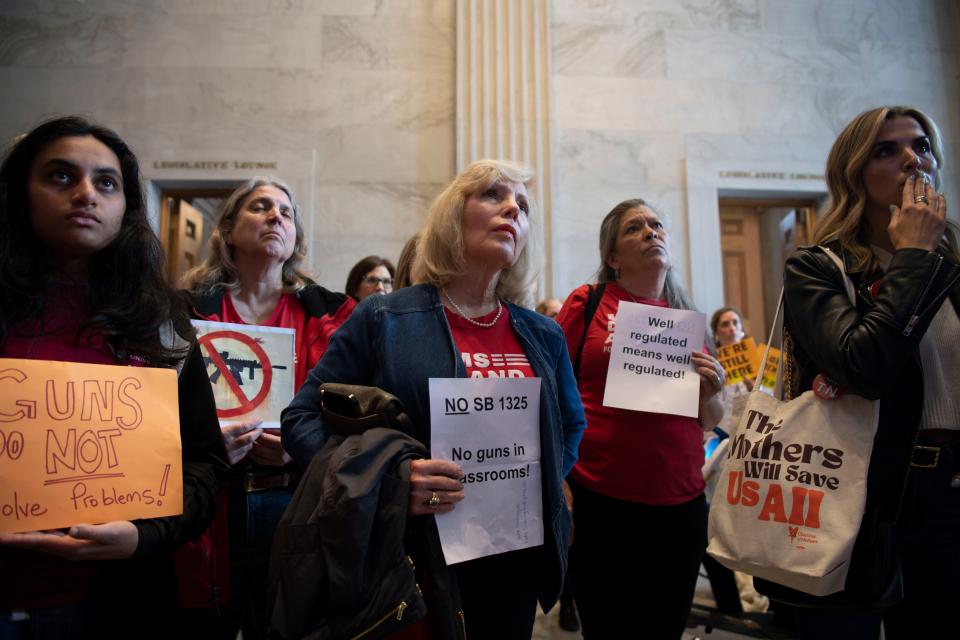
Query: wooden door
718 200 820 343
719 205 766 340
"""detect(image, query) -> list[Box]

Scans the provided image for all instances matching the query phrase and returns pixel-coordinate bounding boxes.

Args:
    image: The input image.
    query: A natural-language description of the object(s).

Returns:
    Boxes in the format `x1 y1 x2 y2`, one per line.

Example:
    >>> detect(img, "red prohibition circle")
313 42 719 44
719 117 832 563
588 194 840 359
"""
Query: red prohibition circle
197 330 274 418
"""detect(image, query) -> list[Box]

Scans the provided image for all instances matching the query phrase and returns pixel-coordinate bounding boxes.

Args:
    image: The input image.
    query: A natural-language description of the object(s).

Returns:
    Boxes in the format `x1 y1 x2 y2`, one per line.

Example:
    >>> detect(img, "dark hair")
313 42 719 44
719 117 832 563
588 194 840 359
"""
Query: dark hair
0 116 192 365
710 306 744 345
344 255 396 300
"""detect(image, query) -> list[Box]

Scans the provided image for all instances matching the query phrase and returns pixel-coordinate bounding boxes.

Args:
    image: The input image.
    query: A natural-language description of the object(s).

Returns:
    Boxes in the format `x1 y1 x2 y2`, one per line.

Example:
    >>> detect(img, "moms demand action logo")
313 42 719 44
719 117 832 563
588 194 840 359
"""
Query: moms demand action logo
787 525 818 548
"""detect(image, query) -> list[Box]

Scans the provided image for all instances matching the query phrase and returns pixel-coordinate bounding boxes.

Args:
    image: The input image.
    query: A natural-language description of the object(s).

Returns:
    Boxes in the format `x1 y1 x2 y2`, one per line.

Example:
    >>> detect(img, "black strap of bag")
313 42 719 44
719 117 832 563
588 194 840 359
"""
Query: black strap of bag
572 282 606 379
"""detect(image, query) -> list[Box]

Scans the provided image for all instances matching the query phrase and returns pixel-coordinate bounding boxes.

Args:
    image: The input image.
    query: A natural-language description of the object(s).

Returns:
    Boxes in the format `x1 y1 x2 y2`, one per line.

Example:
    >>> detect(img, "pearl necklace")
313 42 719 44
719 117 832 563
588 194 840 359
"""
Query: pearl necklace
441 288 503 328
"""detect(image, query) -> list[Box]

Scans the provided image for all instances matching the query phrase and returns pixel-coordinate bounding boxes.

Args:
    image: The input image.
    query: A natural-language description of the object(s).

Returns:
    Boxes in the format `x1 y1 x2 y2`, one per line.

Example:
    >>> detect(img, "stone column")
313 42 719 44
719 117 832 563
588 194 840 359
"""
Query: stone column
456 0 554 297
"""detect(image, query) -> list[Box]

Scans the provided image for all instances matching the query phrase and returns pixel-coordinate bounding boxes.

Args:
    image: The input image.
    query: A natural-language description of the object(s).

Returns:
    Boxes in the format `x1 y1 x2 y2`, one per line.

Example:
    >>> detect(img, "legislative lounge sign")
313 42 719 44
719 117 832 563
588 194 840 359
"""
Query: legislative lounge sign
0 359 182 534
602 303 705 418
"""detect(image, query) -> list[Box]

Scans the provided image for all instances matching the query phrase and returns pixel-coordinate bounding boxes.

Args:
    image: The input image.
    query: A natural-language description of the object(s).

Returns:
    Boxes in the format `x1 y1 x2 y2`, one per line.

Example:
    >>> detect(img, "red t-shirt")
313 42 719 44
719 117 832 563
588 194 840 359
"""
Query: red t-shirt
221 292 312 390
557 282 705 505
444 305 535 379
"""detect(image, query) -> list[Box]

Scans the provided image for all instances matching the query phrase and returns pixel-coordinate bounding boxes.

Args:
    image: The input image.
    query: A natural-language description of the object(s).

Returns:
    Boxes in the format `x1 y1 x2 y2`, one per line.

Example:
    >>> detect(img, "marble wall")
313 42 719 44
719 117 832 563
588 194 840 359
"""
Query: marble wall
0 0 456 289
551 0 960 311
1 0 958 307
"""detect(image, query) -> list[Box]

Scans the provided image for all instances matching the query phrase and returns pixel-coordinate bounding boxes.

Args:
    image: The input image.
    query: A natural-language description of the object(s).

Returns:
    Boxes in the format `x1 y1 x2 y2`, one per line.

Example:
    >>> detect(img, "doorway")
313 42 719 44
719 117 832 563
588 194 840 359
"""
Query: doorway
159 188 235 286
718 198 818 341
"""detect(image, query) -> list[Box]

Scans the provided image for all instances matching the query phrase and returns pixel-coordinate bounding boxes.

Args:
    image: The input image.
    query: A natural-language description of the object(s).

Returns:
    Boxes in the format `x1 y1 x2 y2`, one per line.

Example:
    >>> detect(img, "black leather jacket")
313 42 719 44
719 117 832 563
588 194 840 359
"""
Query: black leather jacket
759 242 960 606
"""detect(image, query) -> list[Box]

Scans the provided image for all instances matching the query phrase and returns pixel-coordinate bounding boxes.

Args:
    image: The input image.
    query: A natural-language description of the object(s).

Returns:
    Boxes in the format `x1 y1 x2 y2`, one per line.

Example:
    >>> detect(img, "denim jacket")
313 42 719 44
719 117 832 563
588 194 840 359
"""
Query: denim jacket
282 283 587 610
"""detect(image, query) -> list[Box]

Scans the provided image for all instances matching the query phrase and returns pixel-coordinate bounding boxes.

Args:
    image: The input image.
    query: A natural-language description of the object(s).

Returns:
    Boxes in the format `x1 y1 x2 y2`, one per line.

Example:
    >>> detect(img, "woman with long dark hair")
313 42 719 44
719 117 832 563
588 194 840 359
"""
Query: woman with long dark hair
0 116 227 637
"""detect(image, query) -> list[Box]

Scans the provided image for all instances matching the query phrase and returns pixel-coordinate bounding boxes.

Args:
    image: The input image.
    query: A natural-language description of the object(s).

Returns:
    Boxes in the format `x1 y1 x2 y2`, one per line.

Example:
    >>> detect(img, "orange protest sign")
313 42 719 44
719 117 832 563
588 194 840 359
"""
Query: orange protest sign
756 344 781 393
716 337 759 385
0 358 182 534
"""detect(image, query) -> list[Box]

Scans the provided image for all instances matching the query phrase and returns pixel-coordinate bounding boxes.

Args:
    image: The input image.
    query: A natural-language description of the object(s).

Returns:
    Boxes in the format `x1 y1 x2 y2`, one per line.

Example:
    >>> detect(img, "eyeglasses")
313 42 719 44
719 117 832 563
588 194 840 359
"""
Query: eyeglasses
361 275 393 288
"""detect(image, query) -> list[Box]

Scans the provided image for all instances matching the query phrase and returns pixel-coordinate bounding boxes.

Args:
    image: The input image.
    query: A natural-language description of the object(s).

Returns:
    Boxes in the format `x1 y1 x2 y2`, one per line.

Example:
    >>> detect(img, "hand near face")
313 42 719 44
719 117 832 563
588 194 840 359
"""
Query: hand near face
888 172 947 252
0 521 138 560
407 458 465 516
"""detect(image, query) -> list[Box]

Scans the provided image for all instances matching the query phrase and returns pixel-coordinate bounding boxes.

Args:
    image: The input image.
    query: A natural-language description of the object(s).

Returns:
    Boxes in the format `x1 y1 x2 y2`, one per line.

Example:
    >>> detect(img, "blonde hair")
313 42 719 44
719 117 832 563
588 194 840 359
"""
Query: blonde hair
182 176 312 293
814 106 958 270
412 159 541 306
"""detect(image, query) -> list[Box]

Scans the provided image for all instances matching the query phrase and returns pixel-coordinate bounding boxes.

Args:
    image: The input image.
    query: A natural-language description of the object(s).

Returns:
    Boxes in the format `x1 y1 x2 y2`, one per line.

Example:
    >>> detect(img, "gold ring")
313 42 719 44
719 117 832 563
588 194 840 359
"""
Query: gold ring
427 491 441 507
915 195 929 204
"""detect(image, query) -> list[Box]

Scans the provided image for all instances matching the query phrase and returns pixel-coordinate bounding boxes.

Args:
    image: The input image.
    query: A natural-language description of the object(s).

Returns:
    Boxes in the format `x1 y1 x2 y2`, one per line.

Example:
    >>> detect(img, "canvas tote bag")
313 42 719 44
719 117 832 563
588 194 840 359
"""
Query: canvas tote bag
707 258 880 596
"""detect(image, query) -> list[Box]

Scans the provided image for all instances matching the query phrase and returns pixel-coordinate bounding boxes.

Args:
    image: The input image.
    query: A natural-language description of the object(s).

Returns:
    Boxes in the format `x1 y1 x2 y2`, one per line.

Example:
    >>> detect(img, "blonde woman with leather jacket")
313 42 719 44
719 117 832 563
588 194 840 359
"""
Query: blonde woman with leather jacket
775 106 960 639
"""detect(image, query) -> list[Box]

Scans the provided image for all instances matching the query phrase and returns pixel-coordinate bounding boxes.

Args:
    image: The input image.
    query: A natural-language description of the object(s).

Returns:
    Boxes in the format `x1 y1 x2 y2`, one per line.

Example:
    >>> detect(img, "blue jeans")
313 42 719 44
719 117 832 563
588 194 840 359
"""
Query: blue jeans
226 483 293 640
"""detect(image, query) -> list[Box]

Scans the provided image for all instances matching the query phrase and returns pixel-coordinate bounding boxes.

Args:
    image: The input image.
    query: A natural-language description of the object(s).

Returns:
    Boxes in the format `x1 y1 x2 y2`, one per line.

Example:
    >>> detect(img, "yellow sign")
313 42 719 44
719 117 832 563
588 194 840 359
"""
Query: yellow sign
717 337 760 384
0 359 182 534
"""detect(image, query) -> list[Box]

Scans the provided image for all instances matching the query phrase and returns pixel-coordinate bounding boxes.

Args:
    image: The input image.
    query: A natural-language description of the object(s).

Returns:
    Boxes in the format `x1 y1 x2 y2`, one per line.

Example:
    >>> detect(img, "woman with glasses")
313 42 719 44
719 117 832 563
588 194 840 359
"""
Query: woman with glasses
345 255 395 301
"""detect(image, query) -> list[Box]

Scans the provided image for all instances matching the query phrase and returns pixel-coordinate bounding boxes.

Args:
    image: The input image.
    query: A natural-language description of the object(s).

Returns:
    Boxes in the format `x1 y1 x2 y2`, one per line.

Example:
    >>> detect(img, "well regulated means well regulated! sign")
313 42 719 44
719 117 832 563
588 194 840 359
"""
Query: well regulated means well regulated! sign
602 302 706 418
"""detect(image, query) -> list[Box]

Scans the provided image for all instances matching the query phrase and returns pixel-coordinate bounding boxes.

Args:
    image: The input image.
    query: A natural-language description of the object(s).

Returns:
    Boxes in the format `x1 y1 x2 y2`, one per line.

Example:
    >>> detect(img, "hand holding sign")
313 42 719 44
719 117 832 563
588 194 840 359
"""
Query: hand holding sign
221 420 264 465
0 520 138 560
408 459 465 516
249 431 292 467
692 351 726 397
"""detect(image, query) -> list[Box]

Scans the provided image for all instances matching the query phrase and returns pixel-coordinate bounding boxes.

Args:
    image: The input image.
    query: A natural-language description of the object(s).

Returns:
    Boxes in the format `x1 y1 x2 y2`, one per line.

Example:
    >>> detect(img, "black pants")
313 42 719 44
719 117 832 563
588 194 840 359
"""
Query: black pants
797 441 960 640
455 546 540 640
569 481 706 639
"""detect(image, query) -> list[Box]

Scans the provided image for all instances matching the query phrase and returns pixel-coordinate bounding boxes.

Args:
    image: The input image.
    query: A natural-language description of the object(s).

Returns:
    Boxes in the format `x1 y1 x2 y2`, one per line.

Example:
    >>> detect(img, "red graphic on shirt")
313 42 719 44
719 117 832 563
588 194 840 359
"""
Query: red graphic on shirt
602 313 616 353
460 352 530 378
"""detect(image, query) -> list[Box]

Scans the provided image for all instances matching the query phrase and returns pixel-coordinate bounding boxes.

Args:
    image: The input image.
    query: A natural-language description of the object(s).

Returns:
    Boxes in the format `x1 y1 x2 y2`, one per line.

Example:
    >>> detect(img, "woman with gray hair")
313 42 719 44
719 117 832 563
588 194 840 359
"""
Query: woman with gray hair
283 159 586 639
556 198 725 638
180 177 355 639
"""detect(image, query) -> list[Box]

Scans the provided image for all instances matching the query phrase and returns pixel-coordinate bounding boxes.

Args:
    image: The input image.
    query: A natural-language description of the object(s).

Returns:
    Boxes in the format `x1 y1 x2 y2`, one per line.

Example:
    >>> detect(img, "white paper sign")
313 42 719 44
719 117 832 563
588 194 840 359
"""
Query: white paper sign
602 302 706 417
192 320 295 430
429 377 543 565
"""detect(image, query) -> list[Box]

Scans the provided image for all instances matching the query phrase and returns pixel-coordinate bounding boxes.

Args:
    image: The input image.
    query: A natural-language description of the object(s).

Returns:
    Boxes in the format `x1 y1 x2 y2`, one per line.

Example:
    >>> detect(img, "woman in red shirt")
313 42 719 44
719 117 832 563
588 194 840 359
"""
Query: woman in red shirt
557 198 725 639
179 177 355 639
